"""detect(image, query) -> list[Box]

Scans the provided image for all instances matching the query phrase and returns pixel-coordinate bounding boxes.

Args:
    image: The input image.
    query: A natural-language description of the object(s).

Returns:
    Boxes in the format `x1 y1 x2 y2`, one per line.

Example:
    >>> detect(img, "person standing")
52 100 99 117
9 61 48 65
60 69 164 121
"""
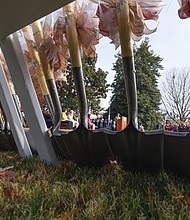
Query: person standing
68 110 78 128
88 113 96 130
62 108 68 121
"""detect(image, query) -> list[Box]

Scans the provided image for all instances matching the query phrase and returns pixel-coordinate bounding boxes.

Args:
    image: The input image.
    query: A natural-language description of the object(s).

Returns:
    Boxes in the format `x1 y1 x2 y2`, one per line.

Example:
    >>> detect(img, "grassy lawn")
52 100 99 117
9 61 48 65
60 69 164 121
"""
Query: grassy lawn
1 151 190 220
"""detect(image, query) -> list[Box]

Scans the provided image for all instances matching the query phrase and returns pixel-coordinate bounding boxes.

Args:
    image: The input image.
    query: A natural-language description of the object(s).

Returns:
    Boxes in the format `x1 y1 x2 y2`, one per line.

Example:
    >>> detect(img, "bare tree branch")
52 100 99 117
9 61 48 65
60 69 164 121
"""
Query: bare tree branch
160 68 190 122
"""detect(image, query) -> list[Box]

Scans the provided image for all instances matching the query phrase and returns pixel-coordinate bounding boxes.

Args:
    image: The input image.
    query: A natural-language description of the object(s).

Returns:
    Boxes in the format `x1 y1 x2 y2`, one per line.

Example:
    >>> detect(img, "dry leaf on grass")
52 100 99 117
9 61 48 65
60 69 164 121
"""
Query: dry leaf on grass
6 156 15 160
175 195 190 206
20 173 29 181
2 184 19 199
57 208 83 220
0 171 16 180
2 187 13 199
0 166 16 180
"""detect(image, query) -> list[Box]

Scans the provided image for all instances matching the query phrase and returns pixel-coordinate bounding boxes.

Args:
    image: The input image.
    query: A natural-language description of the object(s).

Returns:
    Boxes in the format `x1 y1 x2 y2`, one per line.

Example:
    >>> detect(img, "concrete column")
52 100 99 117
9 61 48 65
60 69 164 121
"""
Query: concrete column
0 33 57 163
0 62 32 157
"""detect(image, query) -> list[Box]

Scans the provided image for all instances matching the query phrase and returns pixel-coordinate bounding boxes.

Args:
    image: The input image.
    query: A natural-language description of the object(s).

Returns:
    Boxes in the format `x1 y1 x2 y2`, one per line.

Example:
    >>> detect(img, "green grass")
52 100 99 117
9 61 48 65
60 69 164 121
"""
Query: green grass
1 151 190 220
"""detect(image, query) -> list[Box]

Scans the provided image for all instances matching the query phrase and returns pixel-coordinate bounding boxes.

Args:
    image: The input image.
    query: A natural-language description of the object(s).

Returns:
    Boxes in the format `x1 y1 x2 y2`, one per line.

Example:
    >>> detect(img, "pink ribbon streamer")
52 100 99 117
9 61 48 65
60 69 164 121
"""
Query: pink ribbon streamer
40 0 164 75
178 0 190 19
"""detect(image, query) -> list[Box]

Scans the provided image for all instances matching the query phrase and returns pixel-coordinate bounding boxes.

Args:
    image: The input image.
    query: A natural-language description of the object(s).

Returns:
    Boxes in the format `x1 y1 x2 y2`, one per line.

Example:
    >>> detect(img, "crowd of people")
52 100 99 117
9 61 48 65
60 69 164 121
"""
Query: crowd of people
42 106 121 131
88 113 120 131
61 108 79 129
88 113 111 130
42 105 79 129
164 122 190 132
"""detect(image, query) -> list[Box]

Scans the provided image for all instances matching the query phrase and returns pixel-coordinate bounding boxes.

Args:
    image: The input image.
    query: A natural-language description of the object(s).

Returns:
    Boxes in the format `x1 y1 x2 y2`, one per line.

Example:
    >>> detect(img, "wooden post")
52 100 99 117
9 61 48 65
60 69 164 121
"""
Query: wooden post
31 21 62 133
64 3 88 128
116 0 138 127
22 26 54 120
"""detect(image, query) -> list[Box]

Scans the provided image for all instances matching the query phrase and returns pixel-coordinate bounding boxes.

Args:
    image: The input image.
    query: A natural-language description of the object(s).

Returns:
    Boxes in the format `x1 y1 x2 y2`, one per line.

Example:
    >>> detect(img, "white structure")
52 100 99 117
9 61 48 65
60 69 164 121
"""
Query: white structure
0 0 74 162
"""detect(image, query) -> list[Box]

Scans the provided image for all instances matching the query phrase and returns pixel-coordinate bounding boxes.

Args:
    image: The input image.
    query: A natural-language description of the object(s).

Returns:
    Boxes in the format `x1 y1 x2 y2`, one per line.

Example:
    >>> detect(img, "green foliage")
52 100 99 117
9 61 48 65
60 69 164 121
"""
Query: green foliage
110 53 128 116
57 56 109 112
82 56 109 111
110 38 163 130
57 60 78 110
1 151 190 219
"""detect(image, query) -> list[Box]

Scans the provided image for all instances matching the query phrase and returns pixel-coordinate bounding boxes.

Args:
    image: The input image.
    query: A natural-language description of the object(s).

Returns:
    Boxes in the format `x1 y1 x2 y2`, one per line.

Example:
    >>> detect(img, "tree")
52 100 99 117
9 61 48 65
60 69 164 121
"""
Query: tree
109 53 128 115
57 55 109 112
161 68 190 122
57 60 78 110
110 38 163 130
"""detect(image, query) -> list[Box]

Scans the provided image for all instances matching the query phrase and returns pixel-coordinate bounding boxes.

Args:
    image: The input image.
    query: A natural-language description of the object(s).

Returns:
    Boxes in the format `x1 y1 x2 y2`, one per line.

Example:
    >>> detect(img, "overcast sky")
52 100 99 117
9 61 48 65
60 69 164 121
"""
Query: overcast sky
95 0 190 108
